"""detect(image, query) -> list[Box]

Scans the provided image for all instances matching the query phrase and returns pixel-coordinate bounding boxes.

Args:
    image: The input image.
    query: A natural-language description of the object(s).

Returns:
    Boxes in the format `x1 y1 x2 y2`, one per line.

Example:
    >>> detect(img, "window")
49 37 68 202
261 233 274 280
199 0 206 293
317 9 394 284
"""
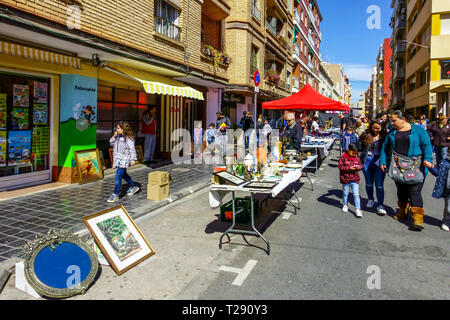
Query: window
250 45 258 75
441 60 450 80
441 14 450 35
97 86 157 144
408 76 416 92
154 0 181 41
419 68 429 87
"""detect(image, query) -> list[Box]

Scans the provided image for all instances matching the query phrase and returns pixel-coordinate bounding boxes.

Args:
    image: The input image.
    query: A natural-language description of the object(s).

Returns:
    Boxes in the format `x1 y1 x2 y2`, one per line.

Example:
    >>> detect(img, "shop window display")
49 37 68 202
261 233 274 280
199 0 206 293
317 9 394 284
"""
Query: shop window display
0 72 50 177
97 86 157 167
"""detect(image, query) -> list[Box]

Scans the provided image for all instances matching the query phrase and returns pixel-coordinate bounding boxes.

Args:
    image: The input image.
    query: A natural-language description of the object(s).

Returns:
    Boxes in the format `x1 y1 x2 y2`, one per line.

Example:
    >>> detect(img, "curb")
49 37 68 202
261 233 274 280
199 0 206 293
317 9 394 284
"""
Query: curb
0 180 212 294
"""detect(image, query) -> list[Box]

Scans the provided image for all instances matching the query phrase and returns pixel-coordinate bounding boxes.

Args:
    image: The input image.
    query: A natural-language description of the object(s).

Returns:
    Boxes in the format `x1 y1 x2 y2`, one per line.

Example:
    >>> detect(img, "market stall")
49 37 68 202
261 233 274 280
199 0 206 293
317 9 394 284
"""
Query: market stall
209 155 317 255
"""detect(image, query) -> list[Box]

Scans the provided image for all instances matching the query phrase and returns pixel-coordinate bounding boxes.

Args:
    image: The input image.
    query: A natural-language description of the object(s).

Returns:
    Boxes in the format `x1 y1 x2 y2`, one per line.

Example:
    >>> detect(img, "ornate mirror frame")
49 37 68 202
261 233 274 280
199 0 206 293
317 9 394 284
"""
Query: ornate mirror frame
23 229 99 299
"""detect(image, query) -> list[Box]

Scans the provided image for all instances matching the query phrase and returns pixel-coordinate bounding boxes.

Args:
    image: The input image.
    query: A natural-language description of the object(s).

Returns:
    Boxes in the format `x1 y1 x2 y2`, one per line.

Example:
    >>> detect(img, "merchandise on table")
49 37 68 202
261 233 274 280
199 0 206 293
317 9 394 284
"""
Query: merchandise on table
8 130 31 166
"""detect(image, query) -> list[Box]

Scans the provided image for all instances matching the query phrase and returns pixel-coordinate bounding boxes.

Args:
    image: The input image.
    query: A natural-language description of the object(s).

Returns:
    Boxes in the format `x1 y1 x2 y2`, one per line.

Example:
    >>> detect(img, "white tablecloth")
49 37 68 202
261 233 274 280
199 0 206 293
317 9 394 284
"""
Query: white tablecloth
209 156 317 208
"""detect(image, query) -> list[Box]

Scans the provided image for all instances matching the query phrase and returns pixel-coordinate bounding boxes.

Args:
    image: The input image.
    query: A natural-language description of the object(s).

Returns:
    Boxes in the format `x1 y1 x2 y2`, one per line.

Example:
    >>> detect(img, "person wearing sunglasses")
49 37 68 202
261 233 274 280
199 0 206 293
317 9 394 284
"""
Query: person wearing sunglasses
281 113 303 152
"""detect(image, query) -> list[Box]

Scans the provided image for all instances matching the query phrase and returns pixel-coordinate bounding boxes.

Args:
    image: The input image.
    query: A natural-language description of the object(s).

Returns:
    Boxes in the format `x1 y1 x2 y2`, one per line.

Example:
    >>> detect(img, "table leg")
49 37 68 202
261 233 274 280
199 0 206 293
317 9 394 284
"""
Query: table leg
250 193 270 255
219 191 236 249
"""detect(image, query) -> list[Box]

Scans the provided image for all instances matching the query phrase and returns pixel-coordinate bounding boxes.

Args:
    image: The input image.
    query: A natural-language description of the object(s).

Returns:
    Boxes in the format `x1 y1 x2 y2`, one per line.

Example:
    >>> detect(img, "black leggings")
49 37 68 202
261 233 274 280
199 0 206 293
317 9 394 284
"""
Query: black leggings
395 181 424 208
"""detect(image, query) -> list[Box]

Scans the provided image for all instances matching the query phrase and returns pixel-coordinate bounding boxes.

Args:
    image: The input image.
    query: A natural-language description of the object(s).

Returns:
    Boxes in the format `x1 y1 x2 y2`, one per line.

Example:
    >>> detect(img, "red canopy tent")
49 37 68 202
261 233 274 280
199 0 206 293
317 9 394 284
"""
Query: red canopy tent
262 84 349 112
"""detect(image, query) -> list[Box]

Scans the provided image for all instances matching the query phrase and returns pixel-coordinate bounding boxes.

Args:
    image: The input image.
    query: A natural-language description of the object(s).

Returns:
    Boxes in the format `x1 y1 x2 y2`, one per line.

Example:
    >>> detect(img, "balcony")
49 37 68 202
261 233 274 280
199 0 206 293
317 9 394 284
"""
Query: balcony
252 3 261 21
393 42 406 57
294 10 300 27
266 18 277 36
154 15 181 42
395 18 406 29
393 67 405 80
308 60 314 71
293 76 299 89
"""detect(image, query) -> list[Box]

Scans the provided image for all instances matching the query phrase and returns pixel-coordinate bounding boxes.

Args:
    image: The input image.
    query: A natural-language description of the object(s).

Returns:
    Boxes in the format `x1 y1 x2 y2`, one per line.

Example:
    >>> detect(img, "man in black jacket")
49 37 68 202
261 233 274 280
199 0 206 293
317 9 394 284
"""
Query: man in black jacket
216 111 231 156
282 113 303 151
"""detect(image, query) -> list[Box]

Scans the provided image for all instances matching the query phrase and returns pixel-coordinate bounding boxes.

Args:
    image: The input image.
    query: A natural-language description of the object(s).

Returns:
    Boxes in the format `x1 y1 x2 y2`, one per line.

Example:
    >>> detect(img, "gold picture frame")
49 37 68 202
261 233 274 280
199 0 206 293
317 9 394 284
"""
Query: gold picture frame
82 205 155 276
135 145 144 163
109 146 143 165
74 148 104 184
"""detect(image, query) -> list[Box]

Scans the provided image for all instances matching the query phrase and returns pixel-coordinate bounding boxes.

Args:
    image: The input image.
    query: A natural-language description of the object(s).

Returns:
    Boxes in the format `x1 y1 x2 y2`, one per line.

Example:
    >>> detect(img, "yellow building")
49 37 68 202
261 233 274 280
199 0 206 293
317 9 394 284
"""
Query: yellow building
224 0 294 122
405 0 450 118
0 0 229 190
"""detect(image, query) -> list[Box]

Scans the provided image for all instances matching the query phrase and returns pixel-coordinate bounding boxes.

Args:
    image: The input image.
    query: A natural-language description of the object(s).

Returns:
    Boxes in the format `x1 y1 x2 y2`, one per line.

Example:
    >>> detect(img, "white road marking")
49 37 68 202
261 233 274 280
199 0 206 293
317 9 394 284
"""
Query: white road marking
168 198 173 202
282 212 292 220
219 259 258 286
189 189 194 194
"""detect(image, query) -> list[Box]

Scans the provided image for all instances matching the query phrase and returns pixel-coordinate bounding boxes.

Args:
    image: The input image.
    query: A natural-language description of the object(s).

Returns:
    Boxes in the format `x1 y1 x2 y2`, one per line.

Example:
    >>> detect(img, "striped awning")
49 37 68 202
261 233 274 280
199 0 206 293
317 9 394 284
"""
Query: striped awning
0 40 81 69
106 63 204 100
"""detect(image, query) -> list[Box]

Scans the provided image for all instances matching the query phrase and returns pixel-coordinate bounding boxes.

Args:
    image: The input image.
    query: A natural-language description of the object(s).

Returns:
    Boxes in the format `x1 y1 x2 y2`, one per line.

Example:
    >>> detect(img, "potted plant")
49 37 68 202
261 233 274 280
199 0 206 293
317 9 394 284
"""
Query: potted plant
203 44 215 58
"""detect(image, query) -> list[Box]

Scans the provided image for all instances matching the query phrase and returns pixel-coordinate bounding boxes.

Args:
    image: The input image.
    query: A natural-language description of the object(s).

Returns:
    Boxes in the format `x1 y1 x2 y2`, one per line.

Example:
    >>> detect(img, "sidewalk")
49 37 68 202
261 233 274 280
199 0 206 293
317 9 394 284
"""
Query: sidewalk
0 161 216 264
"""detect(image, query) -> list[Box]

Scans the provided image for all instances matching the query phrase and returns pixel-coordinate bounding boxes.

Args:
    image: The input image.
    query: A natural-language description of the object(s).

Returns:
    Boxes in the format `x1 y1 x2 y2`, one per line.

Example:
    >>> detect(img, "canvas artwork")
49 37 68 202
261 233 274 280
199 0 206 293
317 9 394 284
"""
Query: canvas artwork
8 130 31 166
213 171 247 186
96 216 142 262
0 131 6 167
82 205 155 275
33 82 48 103
12 107 29 130
74 148 104 184
33 103 48 125
13 84 29 107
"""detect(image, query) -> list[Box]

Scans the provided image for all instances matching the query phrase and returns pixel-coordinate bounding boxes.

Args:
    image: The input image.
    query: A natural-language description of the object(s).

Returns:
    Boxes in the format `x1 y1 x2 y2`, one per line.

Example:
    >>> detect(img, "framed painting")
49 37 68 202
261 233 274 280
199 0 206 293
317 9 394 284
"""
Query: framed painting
135 145 144 163
213 171 247 186
82 205 155 276
74 148 104 184
245 182 277 189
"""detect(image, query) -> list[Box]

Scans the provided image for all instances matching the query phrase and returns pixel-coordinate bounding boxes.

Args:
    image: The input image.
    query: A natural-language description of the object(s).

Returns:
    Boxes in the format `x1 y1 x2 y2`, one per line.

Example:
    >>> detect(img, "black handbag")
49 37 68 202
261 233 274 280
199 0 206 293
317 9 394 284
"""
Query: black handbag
388 151 424 184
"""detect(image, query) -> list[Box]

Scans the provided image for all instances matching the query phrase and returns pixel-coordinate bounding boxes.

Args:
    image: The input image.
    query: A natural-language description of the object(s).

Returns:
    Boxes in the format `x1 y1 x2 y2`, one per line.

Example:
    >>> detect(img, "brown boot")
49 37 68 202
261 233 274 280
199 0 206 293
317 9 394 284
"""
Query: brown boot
410 207 425 230
394 201 410 221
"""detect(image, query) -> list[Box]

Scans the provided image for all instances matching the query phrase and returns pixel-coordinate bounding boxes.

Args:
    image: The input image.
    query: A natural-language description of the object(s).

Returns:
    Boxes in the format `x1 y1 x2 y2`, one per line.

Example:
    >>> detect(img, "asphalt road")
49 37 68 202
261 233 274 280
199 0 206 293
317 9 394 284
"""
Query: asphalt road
179 147 450 300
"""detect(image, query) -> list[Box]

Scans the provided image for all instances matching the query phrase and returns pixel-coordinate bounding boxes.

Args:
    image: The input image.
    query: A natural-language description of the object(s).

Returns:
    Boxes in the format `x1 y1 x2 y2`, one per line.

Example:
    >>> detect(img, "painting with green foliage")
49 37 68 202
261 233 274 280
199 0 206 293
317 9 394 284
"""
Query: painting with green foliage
97 216 142 261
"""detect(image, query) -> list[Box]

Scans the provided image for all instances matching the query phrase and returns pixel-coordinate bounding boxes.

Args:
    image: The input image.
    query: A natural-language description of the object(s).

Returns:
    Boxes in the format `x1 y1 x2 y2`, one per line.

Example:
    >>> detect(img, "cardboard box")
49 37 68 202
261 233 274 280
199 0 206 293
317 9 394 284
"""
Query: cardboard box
147 183 169 201
148 171 172 186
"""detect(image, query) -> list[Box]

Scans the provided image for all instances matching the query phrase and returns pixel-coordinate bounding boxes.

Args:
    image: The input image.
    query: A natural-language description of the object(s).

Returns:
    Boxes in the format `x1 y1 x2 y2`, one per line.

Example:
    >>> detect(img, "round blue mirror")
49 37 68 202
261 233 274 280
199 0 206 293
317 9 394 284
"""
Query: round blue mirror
34 242 92 289
24 230 99 298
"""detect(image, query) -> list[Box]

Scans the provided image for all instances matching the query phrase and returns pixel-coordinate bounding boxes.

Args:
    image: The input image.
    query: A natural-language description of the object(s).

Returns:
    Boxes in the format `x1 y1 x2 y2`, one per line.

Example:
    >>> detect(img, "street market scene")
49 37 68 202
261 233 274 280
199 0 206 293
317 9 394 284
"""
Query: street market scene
0 0 449 306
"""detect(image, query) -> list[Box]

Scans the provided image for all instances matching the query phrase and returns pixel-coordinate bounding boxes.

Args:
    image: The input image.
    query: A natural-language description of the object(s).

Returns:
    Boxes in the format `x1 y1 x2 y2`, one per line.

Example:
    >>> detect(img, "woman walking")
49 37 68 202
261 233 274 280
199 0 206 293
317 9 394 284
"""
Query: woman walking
380 111 434 230
427 115 450 168
359 120 388 215
108 121 140 203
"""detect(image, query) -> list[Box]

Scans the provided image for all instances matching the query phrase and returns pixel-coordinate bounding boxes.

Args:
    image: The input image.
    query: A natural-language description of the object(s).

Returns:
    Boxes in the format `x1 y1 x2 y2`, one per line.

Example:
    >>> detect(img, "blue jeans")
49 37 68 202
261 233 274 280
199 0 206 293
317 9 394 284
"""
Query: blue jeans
363 155 386 207
436 146 448 169
114 167 135 195
343 182 360 209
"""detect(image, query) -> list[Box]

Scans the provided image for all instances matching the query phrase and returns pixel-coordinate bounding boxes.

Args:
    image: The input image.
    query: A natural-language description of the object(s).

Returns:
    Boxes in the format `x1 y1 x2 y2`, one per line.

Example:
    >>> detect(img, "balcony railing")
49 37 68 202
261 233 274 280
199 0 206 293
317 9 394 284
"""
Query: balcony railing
154 15 181 41
294 77 299 89
266 19 277 35
308 60 314 71
395 18 406 29
295 44 299 56
308 33 315 47
393 42 406 56
252 3 261 21
393 67 405 79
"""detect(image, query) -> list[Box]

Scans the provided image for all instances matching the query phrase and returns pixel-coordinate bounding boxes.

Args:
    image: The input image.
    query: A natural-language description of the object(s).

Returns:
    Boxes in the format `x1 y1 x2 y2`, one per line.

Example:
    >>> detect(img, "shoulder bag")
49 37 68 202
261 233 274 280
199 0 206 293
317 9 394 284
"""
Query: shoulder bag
388 151 424 184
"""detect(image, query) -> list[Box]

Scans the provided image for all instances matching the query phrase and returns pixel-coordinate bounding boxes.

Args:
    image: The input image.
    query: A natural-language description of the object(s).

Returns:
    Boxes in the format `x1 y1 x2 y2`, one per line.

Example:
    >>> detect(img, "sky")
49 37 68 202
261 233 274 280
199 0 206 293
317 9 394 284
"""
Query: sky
319 0 393 107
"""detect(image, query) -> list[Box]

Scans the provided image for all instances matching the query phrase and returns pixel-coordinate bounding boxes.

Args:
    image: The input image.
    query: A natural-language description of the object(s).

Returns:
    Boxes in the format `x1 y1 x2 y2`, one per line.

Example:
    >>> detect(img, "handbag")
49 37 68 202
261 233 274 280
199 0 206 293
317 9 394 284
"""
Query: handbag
388 151 424 184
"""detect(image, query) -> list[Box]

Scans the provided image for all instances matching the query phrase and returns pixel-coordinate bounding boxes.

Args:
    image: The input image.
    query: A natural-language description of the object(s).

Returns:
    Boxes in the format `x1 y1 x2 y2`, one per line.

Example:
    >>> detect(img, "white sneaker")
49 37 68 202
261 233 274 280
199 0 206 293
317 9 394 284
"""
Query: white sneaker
342 204 348 213
441 224 450 232
366 199 375 208
376 206 387 216
355 209 363 218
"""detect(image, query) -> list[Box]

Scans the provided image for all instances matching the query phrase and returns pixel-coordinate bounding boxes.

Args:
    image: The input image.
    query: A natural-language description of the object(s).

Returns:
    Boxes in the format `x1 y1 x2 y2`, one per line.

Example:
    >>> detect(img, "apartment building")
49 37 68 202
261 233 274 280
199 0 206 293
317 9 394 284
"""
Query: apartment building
430 1 450 116
224 0 294 123
365 79 375 119
0 0 230 189
389 0 407 111
344 76 352 107
404 0 450 118
375 39 392 114
319 63 334 99
322 63 345 101
292 0 322 93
